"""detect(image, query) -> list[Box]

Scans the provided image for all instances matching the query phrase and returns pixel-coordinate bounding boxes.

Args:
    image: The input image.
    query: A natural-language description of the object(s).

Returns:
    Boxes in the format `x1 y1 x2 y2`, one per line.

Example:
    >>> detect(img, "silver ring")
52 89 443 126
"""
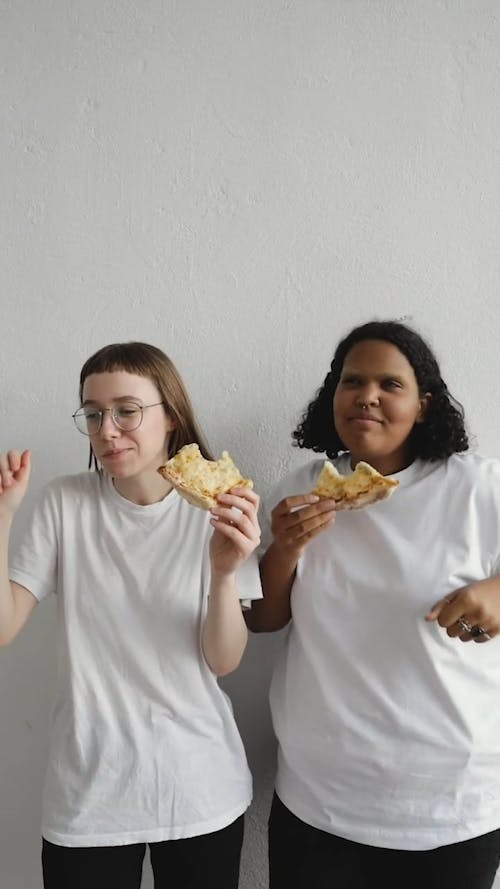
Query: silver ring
470 625 489 639
458 616 473 633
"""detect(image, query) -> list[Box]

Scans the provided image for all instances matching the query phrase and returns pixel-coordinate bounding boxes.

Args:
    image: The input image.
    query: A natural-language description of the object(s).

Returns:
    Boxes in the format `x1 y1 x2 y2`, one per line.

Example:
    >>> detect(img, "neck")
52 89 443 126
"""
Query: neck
349 451 413 476
112 473 173 506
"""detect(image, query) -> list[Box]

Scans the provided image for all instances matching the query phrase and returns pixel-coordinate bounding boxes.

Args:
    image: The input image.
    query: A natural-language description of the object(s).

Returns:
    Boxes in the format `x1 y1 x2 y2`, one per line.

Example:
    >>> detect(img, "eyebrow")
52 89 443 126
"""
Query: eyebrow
82 396 145 407
341 369 408 381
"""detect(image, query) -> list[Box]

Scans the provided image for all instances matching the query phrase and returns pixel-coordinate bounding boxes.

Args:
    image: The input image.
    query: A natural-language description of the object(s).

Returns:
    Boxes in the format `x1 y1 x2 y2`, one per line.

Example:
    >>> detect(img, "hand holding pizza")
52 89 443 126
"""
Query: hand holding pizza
158 444 261 575
0 450 31 519
209 487 261 576
270 494 336 559
425 576 500 643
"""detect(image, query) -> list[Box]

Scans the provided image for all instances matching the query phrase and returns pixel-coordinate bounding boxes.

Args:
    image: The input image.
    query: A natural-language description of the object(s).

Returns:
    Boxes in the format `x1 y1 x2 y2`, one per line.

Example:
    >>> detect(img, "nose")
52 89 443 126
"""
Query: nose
99 410 121 439
356 385 380 407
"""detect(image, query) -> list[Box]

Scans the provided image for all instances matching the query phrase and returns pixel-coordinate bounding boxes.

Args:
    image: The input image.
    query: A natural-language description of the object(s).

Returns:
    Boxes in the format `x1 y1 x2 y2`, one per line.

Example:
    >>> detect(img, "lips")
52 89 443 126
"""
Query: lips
100 449 130 459
349 414 383 423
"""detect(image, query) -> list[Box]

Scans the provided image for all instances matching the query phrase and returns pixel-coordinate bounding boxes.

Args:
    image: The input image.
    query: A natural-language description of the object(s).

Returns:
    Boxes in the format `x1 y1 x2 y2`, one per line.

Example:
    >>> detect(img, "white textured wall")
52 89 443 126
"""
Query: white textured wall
1 2 500 887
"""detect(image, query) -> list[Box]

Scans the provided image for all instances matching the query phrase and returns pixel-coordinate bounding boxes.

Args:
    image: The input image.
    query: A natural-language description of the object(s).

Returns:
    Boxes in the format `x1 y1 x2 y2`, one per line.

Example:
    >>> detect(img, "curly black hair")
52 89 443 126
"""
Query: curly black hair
293 320 469 461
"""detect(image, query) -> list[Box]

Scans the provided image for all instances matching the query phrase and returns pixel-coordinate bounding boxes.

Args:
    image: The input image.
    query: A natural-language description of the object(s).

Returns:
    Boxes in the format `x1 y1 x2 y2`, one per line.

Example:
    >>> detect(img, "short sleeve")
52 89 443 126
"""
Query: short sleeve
9 483 59 602
487 466 500 576
236 552 262 608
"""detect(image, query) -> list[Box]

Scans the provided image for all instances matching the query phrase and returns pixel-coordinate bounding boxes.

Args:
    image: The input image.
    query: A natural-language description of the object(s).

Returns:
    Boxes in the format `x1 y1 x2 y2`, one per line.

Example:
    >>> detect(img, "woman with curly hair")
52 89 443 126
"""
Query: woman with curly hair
247 320 500 889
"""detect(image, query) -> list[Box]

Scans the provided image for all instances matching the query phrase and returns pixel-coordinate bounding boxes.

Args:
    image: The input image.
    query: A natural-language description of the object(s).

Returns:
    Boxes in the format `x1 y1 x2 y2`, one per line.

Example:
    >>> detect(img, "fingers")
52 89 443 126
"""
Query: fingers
20 449 31 469
0 450 31 500
210 488 261 548
213 489 259 527
216 487 260 520
275 494 322 514
458 620 492 643
425 584 498 644
0 450 28 486
17 449 31 485
447 618 493 643
271 495 336 550
425 593 457 622
0 450 19 487
226 486 260 509
209 517 260 553
210 507 260 544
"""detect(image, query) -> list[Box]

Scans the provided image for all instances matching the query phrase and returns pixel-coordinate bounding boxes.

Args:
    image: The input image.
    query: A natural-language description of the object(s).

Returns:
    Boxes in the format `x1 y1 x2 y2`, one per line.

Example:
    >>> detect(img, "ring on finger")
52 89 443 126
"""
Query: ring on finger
458 616 473 634
470 624 490 640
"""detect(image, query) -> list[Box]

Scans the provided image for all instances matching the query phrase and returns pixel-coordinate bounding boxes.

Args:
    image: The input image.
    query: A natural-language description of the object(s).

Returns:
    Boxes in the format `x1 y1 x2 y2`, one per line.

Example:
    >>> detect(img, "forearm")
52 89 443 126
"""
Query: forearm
245 541 298 632
0 514 16 645
202 572 248 676
0 451 36 645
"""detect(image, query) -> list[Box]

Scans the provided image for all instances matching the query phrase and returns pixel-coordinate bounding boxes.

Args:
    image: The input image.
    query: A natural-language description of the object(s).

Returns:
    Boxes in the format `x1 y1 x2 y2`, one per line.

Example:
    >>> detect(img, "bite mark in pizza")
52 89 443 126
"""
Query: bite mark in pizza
311 460 399 510
158 443 253 510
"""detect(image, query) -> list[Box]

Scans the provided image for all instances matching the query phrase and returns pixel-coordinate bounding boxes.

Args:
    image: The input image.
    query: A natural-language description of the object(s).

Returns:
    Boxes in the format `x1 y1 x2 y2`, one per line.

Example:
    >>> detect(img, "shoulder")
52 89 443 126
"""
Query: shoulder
436 453 500 515
444 452 500 486
37 471 103 506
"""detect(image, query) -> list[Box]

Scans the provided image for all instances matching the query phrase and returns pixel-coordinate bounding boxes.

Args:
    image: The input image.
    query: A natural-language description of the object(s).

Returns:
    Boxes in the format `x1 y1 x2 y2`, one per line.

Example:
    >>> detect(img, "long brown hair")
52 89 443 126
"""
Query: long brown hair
79 342 213 469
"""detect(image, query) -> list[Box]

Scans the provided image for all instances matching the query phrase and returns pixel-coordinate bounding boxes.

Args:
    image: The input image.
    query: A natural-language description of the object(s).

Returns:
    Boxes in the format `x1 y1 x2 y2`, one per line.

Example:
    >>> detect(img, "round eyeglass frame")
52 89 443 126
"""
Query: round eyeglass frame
72 402 165 436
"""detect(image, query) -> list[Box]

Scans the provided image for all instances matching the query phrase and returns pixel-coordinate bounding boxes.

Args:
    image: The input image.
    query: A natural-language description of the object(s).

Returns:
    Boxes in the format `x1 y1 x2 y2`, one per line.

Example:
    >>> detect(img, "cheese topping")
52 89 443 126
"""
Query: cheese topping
158 444 253 509
312 460 399 510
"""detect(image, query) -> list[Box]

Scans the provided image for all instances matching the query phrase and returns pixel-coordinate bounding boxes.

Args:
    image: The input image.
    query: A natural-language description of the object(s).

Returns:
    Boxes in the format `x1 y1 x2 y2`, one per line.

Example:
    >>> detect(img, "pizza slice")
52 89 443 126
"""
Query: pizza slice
311 460 399 511
158 443 253 510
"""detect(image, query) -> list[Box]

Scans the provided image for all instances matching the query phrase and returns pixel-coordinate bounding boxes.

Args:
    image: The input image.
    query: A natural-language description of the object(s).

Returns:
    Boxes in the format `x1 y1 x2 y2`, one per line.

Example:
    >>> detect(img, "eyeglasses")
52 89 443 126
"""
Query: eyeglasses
72 402 165 436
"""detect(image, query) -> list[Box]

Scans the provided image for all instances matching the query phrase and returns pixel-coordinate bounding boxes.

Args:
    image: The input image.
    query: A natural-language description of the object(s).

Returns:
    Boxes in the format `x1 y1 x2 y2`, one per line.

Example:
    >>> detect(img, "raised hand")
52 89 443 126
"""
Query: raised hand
209 487 261 577
270 493 336 558
0 450 31 518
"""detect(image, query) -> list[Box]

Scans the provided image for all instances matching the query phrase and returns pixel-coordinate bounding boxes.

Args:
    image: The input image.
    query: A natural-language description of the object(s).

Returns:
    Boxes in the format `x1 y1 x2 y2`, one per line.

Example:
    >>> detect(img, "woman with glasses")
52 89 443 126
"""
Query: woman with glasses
0 341 261 889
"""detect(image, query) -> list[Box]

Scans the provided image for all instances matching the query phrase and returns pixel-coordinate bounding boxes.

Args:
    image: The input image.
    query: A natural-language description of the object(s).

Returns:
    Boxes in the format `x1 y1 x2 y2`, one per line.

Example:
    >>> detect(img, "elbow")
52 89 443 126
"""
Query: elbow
244 608 268 633
207 651 244 677
244 607 291 634
244 614 268 633
202 631 248 677
0 615 28 647
251 618 290 634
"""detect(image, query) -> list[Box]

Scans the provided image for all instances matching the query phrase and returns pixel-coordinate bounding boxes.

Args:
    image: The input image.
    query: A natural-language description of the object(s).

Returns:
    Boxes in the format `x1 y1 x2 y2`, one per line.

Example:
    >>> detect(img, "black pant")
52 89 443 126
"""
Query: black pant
268 793 500 889
42 815 244 889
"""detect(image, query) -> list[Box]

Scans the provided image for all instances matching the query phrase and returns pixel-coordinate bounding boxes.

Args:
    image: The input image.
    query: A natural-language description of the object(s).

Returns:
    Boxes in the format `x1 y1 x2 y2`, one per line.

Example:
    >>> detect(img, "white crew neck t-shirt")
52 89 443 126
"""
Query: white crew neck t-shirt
266 453 500 851
10 471 261 847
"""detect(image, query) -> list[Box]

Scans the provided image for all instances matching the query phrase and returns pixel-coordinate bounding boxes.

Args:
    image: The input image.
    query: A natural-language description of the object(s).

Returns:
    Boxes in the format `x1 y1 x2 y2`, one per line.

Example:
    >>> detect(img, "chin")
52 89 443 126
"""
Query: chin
100 459 133 478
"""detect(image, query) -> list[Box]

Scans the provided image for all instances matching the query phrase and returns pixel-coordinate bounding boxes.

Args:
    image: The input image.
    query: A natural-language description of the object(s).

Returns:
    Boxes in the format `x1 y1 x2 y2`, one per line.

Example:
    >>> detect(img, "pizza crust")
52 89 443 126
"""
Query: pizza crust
311 460 399 511
158 443 253 510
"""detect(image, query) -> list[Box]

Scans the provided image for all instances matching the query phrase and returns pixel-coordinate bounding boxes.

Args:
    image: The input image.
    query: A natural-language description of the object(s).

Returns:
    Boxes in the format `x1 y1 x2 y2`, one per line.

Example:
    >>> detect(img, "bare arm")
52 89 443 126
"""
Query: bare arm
202 572 249 676
245 494 336 633
0 450 38 646
202 487 260 675
245 540 298 632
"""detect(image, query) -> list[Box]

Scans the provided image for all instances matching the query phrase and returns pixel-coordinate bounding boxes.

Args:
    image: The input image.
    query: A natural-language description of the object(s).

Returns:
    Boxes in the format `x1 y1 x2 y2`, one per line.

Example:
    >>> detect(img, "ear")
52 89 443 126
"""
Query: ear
164 411 177 432
415 392 431 424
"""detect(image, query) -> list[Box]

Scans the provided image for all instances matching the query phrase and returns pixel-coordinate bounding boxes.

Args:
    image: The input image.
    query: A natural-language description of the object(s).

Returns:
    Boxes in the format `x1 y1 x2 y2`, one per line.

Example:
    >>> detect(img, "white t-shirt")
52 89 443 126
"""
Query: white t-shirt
10 471 262 847
266 453 500 850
